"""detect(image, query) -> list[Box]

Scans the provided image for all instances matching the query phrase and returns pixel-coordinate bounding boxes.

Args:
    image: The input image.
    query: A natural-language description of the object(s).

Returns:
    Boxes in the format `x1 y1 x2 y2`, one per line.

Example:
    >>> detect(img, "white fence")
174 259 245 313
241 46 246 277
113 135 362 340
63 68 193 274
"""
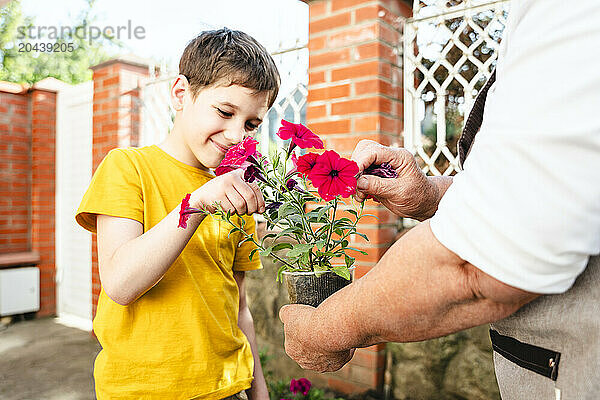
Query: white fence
55 80 93 330
402 0 510 175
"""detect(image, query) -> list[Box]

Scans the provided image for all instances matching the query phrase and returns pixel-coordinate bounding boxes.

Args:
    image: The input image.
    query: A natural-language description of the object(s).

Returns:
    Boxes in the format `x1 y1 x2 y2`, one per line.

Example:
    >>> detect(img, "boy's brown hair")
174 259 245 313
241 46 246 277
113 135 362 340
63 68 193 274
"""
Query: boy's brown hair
179 28 280 107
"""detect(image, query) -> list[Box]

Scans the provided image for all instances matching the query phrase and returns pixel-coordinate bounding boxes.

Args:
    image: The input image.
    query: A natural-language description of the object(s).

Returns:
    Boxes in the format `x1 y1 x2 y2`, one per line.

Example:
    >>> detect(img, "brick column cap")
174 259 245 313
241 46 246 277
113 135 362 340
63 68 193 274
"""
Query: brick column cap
32 77 68 93
91 54 151 72
0 80 28 94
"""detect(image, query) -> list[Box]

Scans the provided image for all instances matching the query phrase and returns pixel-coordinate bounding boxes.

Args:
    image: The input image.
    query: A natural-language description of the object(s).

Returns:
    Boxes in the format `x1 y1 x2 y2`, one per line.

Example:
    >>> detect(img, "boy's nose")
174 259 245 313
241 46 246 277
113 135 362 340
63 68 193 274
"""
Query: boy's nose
223 125 245 145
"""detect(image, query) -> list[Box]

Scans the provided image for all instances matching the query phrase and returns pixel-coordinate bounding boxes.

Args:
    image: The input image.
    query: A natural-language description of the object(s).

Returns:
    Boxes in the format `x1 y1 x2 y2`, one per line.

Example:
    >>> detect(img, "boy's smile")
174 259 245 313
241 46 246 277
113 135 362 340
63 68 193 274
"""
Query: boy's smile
161 79 270 171
210 139 230 154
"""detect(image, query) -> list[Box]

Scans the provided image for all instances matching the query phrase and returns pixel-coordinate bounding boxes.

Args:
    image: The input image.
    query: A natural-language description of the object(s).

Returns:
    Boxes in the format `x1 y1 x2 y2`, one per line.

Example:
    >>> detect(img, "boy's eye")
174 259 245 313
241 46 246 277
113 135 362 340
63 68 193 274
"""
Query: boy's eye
245 122 258 131
217 108 233 118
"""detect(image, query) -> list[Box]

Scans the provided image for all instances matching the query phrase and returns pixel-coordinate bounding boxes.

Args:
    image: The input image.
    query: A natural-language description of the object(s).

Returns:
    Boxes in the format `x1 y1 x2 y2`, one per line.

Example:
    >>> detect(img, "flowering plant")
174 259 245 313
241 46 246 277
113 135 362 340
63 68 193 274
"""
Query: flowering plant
179 120 397 281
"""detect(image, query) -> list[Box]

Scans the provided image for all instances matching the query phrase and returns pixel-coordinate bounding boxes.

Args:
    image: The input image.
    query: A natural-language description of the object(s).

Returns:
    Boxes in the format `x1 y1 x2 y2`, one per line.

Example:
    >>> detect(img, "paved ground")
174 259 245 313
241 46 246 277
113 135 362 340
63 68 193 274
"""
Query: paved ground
0 316 101 400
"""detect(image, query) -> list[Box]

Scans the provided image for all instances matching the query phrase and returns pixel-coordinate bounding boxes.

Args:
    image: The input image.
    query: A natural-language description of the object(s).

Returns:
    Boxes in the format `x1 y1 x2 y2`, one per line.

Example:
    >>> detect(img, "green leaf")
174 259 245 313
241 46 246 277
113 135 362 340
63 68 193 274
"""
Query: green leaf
351 232 370 241
272 242 293 252
261 233 277 241
344 254 355 268
259 247 272 257
286 214 303 224
299 251 310 266
332 266 352 281
286 243 314 258
277 203 296 220
227 227 241 238
276 264 288 283
346 246 369 255
237 236 253 247
317 205 331 220
249 248 259 261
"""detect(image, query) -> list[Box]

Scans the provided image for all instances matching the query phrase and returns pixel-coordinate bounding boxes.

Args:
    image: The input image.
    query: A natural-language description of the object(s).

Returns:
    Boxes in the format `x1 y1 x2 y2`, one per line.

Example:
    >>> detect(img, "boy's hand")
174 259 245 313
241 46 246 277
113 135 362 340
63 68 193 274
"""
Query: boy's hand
190 169 265 215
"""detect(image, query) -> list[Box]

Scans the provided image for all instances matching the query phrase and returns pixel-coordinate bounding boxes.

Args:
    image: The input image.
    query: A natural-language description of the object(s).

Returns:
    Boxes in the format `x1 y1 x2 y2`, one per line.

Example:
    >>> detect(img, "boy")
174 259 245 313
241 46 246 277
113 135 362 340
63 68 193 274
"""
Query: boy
76 28 279 399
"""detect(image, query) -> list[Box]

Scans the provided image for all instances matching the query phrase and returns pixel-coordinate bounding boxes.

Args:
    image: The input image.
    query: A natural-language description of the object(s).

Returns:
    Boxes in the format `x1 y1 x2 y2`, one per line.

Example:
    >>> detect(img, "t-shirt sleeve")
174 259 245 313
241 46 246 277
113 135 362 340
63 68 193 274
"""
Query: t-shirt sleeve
233 215 263 272
430 0 600 294
75 148 144 233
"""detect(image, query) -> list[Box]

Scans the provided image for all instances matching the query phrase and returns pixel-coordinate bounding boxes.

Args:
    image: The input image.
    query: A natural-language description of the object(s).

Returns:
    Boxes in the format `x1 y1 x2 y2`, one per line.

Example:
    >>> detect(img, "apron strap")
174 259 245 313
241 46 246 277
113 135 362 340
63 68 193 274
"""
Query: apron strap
458 69 496 167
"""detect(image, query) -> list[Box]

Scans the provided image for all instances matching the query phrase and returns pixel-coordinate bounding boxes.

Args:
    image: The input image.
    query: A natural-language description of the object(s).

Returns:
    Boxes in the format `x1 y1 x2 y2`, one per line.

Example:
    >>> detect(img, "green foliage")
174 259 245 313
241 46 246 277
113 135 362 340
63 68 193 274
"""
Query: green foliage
0 0 119 84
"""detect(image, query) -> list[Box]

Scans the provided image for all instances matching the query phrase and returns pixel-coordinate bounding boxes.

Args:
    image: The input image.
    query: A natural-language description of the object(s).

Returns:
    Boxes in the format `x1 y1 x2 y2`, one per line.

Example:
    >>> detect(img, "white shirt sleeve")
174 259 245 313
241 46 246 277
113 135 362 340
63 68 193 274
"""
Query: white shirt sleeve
429 0 600 294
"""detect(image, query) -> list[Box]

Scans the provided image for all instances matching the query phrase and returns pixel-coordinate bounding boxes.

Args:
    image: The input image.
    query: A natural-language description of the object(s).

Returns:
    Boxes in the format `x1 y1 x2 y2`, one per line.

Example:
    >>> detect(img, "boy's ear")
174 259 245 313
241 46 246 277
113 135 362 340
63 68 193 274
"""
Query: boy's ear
170 75 190 111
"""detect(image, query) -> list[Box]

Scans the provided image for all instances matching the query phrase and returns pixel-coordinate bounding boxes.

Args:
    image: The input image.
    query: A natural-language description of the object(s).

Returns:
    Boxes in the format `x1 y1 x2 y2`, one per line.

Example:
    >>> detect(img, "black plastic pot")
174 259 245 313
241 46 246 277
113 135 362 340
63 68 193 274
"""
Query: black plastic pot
282 269 354 307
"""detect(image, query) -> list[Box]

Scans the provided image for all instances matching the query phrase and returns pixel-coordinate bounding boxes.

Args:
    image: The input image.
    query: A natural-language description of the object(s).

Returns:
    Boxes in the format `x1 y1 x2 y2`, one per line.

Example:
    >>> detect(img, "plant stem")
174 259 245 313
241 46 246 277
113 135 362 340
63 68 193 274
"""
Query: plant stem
325 197 338 253
329 200 365 253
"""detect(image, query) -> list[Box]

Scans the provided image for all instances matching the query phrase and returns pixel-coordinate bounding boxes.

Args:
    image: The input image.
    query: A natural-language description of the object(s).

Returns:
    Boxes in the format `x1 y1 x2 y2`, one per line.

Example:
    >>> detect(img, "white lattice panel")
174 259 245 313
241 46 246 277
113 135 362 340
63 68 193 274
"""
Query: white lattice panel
403 0 510 175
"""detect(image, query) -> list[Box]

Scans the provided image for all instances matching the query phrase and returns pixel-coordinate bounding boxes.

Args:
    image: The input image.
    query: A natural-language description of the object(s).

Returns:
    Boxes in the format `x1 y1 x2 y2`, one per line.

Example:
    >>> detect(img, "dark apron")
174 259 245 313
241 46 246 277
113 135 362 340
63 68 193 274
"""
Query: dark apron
458 71 600 399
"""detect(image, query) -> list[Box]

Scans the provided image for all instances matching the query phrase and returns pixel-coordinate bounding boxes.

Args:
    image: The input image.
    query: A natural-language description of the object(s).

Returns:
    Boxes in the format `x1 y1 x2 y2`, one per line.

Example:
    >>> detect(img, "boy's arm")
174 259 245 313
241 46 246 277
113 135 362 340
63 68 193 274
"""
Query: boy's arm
97 207 205 305
234 271 269 400
97 169 265 305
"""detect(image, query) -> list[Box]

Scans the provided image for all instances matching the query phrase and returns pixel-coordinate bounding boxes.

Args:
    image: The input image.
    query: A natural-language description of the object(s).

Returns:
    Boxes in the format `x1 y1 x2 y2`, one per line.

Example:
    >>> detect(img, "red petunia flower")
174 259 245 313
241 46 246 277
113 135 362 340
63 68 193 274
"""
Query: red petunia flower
296 153 319 177
308 150 359 201
276 120 324 150
215 136 260 176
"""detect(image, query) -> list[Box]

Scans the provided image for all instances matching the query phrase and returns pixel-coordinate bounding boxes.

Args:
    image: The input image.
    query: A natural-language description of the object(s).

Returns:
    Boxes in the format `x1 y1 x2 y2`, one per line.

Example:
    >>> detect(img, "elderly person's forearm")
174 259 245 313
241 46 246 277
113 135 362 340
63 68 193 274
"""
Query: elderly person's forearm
281 221 538 363
419 175 453 220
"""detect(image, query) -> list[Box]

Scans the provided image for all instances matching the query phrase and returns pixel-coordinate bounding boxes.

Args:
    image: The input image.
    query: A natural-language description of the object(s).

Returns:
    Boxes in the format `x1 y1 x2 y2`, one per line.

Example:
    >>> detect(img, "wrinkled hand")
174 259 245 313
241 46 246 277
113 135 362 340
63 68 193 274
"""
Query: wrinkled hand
190 169 265 215
351 140 438 221
279 304 355 372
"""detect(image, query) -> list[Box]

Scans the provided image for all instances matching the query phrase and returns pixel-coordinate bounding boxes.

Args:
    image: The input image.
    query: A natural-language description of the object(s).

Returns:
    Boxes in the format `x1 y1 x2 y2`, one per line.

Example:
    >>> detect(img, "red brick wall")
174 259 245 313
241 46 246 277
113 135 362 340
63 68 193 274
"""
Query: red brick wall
305 0 412 394
0 83 57 317
0 90 31 253
31 88 57 317
90 58 149 317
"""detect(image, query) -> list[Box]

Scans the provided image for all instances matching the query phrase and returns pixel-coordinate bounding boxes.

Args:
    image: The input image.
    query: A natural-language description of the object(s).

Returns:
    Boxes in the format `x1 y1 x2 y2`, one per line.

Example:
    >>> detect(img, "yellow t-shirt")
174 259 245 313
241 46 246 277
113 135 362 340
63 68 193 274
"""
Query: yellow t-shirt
75 145 261 399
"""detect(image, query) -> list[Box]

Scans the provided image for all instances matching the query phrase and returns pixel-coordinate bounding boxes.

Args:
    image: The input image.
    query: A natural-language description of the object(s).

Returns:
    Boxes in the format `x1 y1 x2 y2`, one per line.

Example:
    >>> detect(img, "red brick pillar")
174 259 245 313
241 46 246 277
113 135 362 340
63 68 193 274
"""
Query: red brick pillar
30 86 57 317
304 0 412 394
0 85 30 254
90 57 149 317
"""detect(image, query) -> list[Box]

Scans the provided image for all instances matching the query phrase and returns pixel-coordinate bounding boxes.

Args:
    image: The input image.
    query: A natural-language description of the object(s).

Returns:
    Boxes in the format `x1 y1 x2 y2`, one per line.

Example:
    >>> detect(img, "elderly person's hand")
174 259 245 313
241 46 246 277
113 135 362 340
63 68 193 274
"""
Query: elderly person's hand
279 304 355 372
351 140 449 221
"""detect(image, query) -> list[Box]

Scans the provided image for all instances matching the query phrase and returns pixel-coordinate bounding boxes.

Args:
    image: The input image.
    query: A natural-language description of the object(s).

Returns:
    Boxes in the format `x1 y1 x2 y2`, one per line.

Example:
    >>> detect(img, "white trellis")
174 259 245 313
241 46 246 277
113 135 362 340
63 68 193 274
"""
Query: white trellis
403 0 510 175
139 44 308 151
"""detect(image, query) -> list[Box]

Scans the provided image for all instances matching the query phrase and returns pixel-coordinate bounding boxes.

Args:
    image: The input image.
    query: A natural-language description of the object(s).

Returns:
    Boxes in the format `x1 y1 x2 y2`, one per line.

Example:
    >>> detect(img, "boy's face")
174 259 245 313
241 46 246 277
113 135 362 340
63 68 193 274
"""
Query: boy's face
174 81 269 170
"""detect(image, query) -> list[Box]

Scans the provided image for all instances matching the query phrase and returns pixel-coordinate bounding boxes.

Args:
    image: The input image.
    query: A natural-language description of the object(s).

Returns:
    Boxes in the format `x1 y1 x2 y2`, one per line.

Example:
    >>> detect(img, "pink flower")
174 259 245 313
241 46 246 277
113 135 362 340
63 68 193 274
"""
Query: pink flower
277 120 324 150
178 193 192 228
296 153 319 177
290 378 312 396
308 150 359 201
215 136 260 176
178 194 207 228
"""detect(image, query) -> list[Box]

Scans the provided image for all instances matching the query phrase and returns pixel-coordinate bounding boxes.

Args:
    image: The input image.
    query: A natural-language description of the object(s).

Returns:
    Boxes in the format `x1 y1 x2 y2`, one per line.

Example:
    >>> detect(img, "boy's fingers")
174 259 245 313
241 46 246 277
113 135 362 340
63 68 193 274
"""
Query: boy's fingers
232 181 258 214
225 187 247 215
248 183 265 213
